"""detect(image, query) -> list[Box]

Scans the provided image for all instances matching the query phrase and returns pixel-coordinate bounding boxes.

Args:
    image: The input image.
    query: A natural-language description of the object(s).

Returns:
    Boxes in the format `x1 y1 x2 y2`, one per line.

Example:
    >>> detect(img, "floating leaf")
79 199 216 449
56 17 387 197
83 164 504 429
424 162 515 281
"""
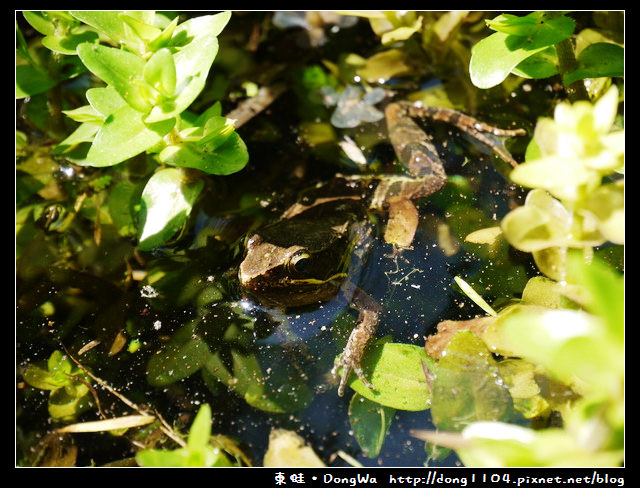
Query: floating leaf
146 320 210 385
431 331 515 432
349 394 395 457
347 343 433 411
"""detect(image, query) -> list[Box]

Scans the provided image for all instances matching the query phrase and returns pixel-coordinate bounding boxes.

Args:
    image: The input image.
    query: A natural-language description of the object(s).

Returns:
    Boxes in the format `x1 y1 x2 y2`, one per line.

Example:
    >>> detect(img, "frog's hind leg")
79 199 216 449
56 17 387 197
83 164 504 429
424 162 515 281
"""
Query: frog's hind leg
400 101 527 168
385 102 448 187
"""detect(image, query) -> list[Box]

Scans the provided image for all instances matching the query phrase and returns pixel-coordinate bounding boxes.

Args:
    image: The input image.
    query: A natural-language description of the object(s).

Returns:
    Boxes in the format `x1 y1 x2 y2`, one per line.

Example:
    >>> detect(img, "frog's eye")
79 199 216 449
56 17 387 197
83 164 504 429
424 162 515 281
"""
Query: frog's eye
288 250 311 274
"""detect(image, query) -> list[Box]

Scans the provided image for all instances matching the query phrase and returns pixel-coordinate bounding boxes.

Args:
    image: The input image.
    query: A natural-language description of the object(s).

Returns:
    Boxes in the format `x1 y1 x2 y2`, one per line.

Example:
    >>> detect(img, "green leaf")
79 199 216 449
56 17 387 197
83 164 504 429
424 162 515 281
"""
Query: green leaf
149 16 179 51
85 105 174 167
22 11 59 35
53 122 100 156
86 86 127 117
48 384 91 421
347 343 433 411
136 405 233 467
500 189 572 253
16 65 56 98
23 364 68 391
41 29 98 55
486 12 574 44
454 421 622 467
580 181 624 245
146 320 210 386
486 13 545 36
137 168 204 250
349 394 395 457
119 12 161 43
521 276 573 309
263 429 326 467
23 11 98 55
511 46 560 79
229 351 313 413
77 43 150 112
143 48 176 98
136 448 189 467
70 11 129 45
431 331 515 431
159 116 249 175
61 105 103 124
470 31 545 88
144 12 231 123
563 43 624 86
565 254 624 344
470 12 575 88
187 404 212 450
483 302 623 395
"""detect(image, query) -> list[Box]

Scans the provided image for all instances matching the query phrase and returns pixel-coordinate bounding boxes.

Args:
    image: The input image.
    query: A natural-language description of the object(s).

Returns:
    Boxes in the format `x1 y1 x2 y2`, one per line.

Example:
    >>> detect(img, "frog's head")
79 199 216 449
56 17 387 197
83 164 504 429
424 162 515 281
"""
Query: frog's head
238 224 350 309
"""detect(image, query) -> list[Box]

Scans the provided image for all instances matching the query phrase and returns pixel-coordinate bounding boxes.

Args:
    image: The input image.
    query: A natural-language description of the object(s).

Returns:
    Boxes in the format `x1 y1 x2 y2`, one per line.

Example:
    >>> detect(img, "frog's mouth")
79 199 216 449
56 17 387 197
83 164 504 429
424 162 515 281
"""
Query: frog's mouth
288 272 347 286
249 271 348 309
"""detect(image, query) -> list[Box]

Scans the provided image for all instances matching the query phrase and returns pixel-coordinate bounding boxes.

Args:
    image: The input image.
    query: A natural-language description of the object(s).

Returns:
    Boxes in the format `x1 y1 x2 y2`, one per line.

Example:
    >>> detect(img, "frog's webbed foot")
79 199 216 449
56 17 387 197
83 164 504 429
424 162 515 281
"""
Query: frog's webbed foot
332 286 381 396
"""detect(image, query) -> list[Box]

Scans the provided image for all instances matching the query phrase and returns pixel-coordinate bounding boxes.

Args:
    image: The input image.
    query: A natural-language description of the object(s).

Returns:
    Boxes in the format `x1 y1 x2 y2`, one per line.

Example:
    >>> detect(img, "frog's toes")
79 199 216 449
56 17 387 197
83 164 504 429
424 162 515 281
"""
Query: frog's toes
332 355 374 397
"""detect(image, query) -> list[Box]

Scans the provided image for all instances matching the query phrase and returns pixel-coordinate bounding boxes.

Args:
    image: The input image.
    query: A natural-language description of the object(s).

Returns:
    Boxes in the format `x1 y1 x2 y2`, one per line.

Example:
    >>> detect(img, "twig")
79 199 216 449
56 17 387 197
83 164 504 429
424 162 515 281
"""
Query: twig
61 345 187 448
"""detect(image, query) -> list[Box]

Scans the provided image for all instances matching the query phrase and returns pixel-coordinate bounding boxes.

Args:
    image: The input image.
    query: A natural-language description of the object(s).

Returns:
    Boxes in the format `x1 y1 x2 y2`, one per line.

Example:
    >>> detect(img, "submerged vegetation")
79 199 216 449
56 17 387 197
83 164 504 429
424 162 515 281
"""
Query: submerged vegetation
17 11 623 467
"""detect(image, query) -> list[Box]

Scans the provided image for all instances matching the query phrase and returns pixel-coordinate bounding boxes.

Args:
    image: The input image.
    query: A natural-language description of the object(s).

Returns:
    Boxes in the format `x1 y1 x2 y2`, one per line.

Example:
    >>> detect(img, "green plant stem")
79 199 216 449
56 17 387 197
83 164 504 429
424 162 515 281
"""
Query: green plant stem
555 38 589 102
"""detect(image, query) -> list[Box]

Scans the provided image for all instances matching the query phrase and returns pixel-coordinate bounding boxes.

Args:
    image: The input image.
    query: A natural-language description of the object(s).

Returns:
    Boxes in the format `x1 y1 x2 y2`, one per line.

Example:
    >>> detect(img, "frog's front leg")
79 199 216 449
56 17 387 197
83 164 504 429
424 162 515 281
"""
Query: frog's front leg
332 284 381 396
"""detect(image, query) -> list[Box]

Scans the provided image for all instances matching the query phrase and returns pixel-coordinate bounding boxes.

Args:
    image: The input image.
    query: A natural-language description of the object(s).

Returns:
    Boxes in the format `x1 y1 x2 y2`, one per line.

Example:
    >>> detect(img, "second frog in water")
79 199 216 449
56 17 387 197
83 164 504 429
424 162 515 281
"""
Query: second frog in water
238 101 526 396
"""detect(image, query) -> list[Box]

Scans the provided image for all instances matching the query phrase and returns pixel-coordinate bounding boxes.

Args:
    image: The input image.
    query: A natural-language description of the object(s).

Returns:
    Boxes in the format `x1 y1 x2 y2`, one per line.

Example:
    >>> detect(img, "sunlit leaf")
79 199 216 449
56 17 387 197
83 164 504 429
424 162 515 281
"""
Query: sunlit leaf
263 429 325 467
136 404 233 467
143 48 176 99
77 43 149 112
431 331 515 431
470 13 574 88
483 302 622 395
454 276 497 317
501 189 573 252
137 168 204 250
452 421 622 467
56 415 156 433
71 11 129 45
145 12 230 123
347 343 433 411
85 104 174 167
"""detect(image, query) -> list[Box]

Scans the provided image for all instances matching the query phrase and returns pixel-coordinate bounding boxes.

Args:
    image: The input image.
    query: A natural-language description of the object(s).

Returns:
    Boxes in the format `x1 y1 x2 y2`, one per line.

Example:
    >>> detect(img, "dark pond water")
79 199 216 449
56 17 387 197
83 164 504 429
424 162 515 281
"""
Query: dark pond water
16 12 553 467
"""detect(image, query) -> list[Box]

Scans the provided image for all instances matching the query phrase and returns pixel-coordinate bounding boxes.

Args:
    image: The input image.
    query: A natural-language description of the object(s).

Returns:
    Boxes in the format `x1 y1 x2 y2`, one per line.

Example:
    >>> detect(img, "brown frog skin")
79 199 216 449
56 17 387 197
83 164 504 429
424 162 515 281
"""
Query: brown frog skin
239 101 526 396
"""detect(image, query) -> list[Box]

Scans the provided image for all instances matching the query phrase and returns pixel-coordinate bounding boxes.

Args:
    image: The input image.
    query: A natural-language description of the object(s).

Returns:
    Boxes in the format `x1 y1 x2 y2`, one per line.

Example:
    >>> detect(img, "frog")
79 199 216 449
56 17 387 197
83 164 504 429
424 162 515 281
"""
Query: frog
238 100 526 396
